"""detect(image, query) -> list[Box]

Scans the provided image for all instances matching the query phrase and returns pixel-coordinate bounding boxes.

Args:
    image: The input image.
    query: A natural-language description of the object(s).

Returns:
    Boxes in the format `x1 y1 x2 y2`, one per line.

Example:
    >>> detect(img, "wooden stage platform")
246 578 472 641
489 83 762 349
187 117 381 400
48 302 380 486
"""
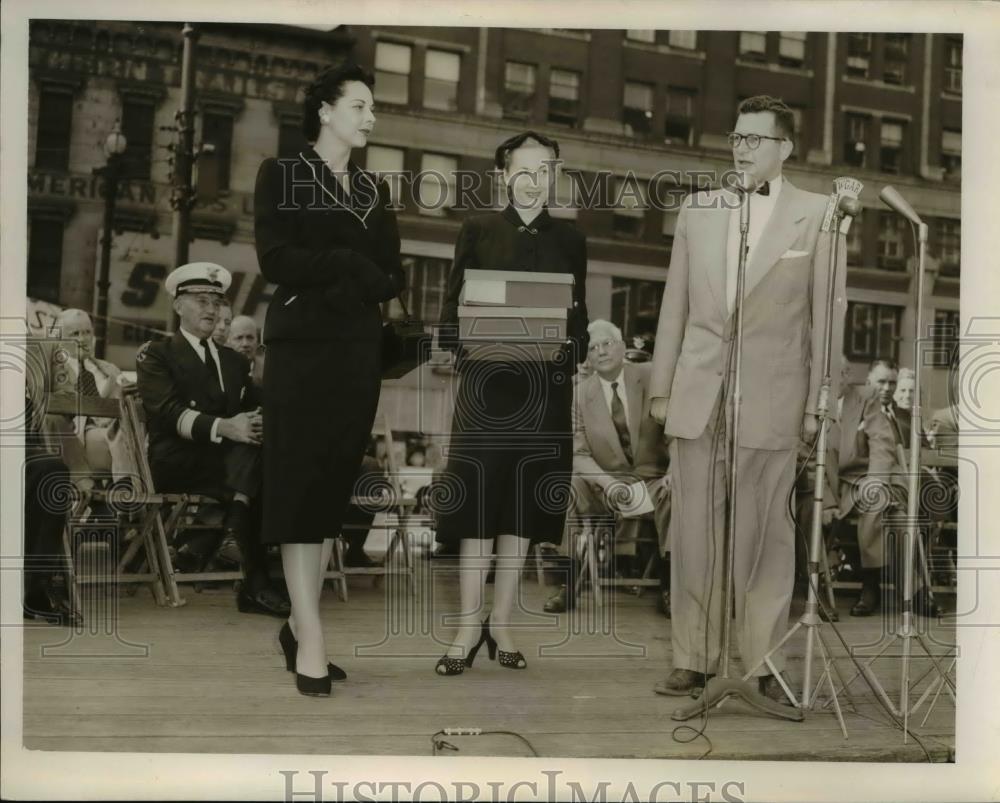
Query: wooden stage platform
20 565 956 761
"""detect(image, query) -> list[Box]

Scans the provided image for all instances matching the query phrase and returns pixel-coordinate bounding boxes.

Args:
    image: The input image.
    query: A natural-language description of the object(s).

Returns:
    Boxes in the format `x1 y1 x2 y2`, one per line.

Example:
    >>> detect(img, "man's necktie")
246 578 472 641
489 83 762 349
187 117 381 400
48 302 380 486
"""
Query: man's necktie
77 365 100 397
883 404 905 446
200 339 222 392
610 382 634 464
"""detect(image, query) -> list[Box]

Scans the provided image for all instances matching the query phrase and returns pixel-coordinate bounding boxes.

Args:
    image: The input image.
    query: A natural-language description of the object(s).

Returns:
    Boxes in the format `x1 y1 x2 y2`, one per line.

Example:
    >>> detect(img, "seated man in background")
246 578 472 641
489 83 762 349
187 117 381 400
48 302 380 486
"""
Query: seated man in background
42 308 123 485
23 341 79 626
837 359 939 618
211 298 233 349
136 262 288 617
545 319 671 615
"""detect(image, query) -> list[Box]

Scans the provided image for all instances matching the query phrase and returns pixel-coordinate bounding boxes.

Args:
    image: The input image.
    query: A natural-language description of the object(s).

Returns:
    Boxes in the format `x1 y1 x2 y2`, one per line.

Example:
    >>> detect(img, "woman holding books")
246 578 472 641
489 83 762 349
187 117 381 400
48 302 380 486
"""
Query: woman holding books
434 131 589 675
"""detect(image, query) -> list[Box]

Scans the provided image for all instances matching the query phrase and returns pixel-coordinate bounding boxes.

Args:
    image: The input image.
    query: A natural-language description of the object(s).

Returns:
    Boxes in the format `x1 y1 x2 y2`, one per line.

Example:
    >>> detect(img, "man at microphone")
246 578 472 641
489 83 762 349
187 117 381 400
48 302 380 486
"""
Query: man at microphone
648 95 848 700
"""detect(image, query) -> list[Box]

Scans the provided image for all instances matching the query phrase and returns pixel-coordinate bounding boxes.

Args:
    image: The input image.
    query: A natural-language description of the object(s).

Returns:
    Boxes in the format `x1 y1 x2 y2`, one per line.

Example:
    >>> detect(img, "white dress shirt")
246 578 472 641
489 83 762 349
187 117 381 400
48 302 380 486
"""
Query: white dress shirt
726 174 783 313
178 326 226 391
597 369 630 431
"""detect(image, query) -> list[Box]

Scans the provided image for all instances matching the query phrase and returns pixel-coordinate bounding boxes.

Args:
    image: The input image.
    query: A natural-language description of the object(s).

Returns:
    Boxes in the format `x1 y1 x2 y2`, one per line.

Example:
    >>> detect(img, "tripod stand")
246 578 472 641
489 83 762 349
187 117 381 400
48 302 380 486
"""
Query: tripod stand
742 183 860 738
671 179 805 724
827 192 956 741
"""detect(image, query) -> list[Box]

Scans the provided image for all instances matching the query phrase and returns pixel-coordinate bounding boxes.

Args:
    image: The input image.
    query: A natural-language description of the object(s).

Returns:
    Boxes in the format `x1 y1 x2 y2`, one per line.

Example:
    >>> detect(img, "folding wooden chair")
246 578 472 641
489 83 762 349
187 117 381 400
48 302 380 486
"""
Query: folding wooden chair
45 393 170 611
120 394 243 603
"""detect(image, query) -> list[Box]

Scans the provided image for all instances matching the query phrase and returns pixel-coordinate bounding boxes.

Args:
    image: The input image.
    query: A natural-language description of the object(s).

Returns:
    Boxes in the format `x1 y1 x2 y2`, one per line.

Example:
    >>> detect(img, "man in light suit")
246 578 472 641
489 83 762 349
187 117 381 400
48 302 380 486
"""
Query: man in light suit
649 95 847 699
42 308 123 485
545 319 671 613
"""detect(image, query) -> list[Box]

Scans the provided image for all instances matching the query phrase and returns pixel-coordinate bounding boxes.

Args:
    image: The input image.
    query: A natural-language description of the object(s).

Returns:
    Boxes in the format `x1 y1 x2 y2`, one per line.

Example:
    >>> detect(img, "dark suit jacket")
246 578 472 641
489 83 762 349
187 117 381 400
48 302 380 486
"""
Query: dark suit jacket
136 332 254 491
253 149 405 345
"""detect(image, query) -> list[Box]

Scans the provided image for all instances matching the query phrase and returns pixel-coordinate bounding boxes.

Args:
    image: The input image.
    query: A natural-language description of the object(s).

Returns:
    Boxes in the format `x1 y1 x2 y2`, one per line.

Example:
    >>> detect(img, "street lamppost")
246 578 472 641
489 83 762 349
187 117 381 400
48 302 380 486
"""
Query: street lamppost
93 122 127 360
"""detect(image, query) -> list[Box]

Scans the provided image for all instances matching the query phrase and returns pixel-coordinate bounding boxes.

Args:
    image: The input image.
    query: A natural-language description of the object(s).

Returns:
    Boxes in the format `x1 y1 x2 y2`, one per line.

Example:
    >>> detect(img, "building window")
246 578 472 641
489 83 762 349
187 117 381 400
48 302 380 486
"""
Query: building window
612 175 647 239
846 210 864 266
388 255 450 323
883 33 910 85
846 33 871 79
35 89 73 171
27 217 65 304
935 218 961 276
845 302 903 362
120 100 155 180
374 41 412 106
418 152 457 216
277 117 306 161
667 30 697 50
610 277 665 344
944 38 962 93
548 68 580 127
625 30 656 43
623 81 654 136
424 49 460 111
366 145 405 204
549 169 578 220
878 211 908 270
880 119 905 174
941 129 961 181
664 87 696 146
739 31 767 61
844 113 869 168
201 112 233 191
930 309 960 367
779 31 808 67
503 61 536 118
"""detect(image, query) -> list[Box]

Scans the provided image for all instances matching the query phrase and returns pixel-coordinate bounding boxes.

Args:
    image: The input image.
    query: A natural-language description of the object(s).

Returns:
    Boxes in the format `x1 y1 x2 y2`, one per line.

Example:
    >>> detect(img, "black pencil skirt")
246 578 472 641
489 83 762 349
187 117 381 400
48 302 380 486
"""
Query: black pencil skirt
434 356 573 546
261 338 382 545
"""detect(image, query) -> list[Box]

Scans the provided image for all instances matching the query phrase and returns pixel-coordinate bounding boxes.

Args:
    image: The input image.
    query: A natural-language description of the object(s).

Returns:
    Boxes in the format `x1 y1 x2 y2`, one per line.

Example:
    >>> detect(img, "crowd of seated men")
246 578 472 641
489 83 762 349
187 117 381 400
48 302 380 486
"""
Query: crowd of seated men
22 264 394 624
796 358 954 620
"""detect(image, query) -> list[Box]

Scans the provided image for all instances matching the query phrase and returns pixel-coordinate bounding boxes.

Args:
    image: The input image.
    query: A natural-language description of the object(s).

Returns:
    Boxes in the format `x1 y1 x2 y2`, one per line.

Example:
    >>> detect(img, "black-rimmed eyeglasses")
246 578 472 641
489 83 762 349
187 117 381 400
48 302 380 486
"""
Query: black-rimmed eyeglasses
727 132 787 150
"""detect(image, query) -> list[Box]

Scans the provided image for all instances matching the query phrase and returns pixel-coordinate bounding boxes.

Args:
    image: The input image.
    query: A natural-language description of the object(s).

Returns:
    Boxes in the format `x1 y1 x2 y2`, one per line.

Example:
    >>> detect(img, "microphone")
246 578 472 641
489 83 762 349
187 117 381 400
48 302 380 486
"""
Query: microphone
821 176 864 234
879 185 922 226
735 170 759 194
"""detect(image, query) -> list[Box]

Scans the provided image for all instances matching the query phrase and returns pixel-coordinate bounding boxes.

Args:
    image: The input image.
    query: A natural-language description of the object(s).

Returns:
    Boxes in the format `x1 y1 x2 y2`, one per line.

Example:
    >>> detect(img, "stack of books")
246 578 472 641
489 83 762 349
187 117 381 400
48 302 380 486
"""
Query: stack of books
457 269 574 361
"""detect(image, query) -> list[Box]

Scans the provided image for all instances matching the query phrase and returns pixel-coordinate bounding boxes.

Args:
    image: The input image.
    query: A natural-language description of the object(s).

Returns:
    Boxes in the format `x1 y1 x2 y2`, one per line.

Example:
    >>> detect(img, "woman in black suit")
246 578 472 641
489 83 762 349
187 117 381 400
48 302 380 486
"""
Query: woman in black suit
253 63 405 696
434 131 589 674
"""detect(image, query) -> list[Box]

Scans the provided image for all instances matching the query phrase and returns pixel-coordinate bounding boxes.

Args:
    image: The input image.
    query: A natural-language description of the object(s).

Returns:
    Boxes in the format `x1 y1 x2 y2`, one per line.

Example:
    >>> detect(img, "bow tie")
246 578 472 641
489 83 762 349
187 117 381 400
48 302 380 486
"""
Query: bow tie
753 181 770 196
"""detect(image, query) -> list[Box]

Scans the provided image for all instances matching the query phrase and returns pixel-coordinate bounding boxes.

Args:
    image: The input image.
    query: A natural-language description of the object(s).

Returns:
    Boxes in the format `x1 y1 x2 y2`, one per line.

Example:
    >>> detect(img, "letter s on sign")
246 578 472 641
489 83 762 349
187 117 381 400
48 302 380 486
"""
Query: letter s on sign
122 262 167 308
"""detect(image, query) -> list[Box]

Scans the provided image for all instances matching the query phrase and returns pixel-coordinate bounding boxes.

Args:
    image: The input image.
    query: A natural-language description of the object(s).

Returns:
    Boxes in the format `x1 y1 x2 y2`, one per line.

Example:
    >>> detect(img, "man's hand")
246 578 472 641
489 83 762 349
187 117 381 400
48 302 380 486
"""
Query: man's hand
650 397 668 425
218 411 263 445
801 413 819 443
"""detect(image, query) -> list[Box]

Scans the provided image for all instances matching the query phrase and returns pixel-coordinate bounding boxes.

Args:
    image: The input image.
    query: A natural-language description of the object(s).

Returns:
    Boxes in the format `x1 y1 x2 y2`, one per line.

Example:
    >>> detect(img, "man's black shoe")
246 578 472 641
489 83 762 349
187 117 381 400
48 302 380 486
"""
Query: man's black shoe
237 586 291 617
173 546 206 574
544 585 574 613
23 589 81 627
657 589 671 618
910 589 945 619
758 671 796 705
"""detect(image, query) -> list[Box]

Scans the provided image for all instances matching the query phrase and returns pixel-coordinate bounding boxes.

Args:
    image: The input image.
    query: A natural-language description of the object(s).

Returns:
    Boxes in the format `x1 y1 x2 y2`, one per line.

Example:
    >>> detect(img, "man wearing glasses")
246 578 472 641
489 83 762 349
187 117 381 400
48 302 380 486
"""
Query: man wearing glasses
544 319 671 614
648 95 847 701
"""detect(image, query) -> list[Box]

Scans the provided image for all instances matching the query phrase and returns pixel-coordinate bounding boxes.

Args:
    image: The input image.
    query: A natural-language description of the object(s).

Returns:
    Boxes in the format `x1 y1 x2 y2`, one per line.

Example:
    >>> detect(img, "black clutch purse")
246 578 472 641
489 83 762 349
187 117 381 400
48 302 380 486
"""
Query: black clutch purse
381 294 431 379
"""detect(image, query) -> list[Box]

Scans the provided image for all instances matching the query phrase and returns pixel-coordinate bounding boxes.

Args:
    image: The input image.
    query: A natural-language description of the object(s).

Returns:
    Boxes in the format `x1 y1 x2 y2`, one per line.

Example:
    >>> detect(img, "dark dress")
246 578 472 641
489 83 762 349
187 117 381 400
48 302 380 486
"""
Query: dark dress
435 206 589 546
253 148 405 545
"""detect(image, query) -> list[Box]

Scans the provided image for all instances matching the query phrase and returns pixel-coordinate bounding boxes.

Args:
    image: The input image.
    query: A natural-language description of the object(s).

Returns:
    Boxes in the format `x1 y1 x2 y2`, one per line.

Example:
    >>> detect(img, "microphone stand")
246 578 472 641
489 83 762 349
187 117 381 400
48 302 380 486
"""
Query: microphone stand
672 182 804 724
830 218 956 742
741 194 859 738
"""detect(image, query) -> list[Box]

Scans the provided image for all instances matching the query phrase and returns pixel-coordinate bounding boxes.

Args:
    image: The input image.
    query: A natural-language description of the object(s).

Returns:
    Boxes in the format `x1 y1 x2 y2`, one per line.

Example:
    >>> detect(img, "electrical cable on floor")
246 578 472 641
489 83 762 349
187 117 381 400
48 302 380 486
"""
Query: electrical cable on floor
431 728 539 757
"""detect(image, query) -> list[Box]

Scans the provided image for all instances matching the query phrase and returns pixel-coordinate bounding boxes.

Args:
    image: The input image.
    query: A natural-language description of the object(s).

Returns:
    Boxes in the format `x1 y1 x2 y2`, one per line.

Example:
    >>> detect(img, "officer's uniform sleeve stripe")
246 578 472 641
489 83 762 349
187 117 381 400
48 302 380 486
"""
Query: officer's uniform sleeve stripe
176 410 197 440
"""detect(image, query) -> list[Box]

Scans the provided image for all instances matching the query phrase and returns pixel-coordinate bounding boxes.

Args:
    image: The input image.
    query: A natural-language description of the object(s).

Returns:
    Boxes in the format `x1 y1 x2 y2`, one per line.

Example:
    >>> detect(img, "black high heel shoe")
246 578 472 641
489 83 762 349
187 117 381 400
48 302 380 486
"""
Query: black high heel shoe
296 671 332 697
484 616 527 669
435 620 490 676
279 622 347 682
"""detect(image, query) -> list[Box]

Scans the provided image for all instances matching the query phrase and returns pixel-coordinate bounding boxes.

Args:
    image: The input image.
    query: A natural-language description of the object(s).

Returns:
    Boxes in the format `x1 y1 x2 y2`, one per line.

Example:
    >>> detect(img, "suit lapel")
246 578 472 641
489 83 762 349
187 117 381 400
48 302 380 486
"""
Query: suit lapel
700 190 732 322
744 179 808 300
585 374 627 464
